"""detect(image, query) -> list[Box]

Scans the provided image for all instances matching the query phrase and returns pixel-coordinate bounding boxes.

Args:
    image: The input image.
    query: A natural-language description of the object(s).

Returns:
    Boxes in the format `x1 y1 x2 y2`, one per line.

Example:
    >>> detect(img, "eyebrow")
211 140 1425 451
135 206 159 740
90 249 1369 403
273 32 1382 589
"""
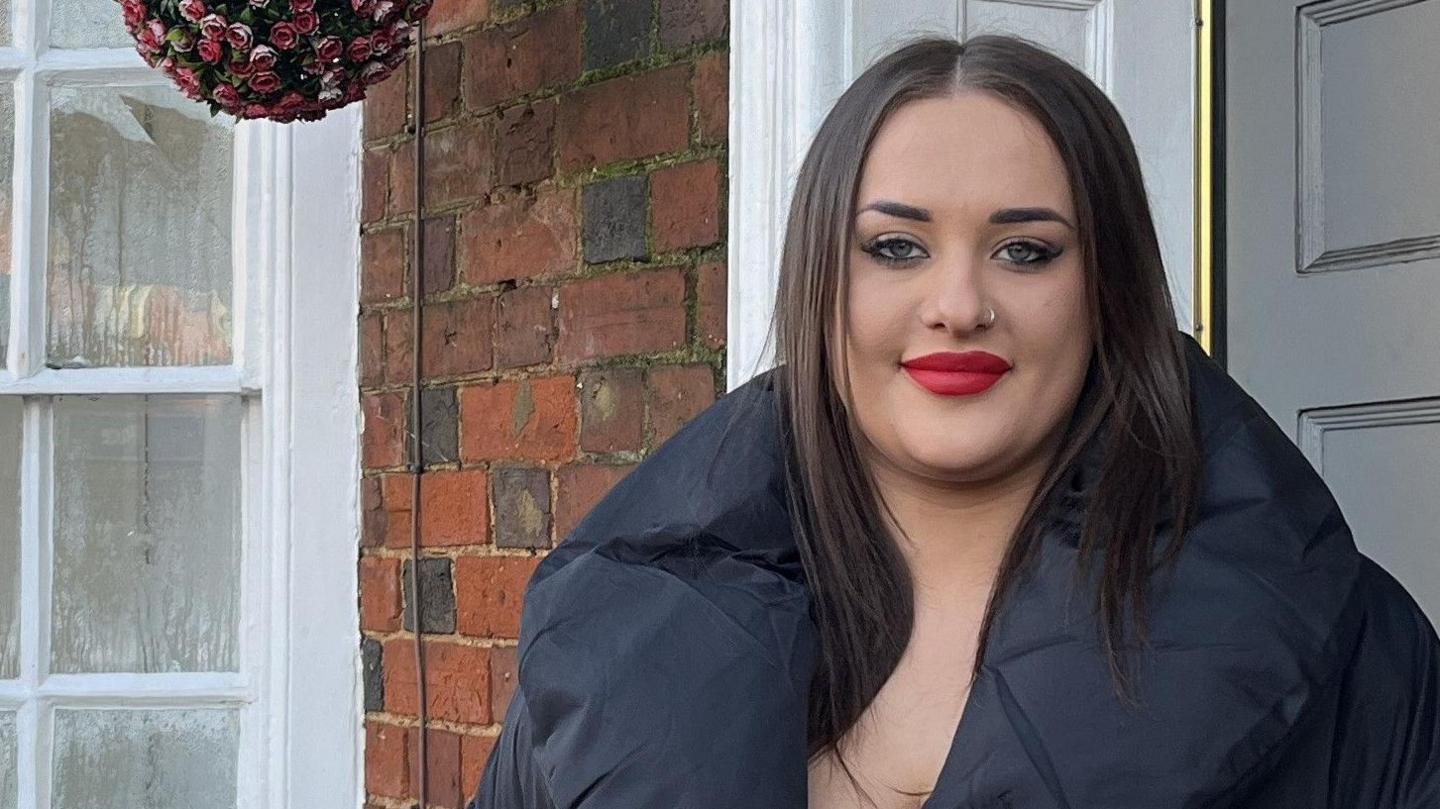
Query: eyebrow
855 200 1075 230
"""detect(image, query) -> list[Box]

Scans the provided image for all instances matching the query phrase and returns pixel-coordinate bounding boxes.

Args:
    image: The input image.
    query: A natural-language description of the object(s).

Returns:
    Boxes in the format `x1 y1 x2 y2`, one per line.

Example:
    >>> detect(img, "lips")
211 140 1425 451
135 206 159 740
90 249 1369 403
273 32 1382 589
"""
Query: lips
900 351 1012 396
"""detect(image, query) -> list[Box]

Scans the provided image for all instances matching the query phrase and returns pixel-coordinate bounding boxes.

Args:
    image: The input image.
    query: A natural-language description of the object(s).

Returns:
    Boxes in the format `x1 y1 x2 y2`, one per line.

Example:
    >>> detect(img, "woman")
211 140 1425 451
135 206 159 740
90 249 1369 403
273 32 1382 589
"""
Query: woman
470 34 1439 808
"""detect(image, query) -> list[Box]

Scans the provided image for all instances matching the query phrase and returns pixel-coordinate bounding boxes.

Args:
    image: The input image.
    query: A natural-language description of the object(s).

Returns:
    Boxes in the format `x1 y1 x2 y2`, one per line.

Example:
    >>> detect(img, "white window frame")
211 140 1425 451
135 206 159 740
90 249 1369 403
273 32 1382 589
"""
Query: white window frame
0 2 363 804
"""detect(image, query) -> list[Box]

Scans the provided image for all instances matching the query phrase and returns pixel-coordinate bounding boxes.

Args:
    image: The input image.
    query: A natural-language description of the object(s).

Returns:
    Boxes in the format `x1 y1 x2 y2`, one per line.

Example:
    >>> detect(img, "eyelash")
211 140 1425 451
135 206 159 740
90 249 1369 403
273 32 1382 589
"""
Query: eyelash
859 236 1061 269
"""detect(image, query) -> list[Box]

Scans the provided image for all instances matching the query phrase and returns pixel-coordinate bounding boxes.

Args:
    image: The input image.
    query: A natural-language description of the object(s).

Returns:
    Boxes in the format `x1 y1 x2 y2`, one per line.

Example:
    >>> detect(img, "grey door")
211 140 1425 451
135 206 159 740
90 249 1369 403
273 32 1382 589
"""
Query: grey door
1226 0 1440 622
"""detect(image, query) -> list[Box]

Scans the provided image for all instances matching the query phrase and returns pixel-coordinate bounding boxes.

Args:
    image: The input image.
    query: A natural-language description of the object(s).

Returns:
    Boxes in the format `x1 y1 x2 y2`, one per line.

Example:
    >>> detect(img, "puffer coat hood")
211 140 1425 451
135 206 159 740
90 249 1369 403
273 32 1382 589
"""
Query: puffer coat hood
468 332 1440 808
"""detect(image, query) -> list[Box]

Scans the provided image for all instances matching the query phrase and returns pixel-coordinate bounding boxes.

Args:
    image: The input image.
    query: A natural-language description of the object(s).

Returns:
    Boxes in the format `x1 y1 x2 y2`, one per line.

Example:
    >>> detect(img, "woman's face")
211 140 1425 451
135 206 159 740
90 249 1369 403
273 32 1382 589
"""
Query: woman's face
838 90 1093 487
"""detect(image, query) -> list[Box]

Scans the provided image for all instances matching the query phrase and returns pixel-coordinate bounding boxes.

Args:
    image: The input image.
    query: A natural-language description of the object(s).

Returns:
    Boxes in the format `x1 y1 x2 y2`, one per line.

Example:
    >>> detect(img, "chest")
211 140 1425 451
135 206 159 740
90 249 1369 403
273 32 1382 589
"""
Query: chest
806 603 985 809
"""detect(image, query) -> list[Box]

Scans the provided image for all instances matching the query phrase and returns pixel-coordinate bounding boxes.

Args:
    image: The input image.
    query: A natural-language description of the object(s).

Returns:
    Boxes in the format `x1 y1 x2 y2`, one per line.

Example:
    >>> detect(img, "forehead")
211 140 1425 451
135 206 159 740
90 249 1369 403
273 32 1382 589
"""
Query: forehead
855 91 1073 217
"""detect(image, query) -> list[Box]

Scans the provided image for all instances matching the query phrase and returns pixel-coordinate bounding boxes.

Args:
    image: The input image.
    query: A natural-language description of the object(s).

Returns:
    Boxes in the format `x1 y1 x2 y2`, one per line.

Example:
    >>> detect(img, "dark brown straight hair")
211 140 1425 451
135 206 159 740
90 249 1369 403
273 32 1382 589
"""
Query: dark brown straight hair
761 33 1204 788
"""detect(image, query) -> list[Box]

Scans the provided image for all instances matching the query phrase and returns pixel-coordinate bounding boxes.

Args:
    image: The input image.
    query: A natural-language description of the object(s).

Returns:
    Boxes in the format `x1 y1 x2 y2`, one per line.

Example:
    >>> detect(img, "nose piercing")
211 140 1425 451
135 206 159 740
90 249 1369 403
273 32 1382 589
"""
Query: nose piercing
979 306 996 329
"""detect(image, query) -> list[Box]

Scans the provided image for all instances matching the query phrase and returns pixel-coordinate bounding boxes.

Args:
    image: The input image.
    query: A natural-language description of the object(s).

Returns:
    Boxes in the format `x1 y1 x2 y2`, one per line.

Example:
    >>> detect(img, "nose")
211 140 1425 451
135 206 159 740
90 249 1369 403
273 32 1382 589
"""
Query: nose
918 254 992 336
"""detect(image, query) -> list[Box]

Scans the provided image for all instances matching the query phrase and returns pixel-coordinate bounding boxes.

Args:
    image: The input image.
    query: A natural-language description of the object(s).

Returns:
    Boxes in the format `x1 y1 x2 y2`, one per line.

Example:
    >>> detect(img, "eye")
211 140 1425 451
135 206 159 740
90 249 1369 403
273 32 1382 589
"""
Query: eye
860 236 927 266
994 239 1061 268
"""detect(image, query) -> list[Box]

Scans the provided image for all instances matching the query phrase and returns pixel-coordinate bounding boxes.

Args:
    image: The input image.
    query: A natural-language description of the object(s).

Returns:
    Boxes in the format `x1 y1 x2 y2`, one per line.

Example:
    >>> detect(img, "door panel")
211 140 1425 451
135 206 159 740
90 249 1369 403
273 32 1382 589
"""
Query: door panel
1227 0 1440 622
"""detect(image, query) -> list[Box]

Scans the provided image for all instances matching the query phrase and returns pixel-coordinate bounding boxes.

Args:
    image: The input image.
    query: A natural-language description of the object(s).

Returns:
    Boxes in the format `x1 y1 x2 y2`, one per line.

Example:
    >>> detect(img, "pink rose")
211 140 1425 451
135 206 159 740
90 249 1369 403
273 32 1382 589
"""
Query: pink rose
291 0 315 9
121 0 146 28
351 0 376 16
249 43 278 69
371 0 395 21
213 83 241 109
227 57 254 75
314 35 342 61
197 38 224 63
375 27 398 55
174 66 203 99
268 21 298 49
247 71 281 93
178 0 207 21
225 22 252 50
277 91 306 111
345 35 371 62
158 56 177 76
198 13 228 39
291 10 318 34
359 60 389 83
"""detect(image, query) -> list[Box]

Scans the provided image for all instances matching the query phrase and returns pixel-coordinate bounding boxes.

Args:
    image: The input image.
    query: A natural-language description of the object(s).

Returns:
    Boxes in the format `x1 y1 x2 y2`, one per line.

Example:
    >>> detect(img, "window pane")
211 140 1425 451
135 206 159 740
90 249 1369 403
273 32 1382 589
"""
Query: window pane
52 708 238 808
49 0 132 49
0 711 15 809
0 398 18 679
51 395 241 673
0 82 13 367
47 85 234 368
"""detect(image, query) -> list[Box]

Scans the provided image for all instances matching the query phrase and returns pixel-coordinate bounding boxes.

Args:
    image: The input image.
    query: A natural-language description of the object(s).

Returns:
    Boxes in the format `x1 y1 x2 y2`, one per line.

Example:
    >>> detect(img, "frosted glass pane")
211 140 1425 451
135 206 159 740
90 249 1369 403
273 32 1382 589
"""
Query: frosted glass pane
0 82 14 366
0 398 18 679
50 0 132 48
53 708 238 808
47 85 234 368
51 395 241 673
0 712 15 809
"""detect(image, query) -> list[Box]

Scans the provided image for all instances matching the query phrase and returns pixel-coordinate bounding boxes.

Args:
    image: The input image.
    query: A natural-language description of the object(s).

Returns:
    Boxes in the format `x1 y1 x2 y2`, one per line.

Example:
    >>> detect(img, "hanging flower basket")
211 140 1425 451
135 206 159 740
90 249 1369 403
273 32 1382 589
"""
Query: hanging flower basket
117 0 431 123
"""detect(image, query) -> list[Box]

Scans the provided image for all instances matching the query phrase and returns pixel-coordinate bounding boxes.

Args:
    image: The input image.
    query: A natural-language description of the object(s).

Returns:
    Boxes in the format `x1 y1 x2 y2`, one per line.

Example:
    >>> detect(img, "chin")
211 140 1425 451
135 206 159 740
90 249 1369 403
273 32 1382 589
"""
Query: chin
891 433 1004 483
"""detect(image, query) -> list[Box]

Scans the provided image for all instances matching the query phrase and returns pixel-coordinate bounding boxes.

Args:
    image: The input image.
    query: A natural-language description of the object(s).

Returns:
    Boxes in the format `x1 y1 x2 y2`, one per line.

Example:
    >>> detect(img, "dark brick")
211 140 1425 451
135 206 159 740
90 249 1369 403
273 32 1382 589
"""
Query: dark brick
422 40 463 123
420 386 458 465
422 215 456 294
582 175 647 263
495 99 556 187
491 466 552 549
402 556 457 634
583 0 652 70
362 636 384 712
659 0 727 49
579 366 645 452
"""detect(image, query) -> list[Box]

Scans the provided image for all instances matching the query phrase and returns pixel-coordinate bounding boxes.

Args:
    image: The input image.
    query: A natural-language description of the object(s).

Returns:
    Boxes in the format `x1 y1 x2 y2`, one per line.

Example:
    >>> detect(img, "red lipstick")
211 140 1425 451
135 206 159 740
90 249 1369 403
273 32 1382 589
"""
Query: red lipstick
900 351 1012 396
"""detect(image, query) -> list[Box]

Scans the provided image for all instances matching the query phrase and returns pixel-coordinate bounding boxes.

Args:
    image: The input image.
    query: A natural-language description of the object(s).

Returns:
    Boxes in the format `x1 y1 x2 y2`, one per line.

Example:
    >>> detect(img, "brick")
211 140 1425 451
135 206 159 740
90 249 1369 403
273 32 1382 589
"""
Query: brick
578 366 644 452
409 727 464 809
489 645 519 722
421 296 495 379
422 216 457 295
387 140 417 219
462 3 580 110
362 636 384 712
402 556 456 634
459 185 578 286
461 734 498 801
556 64 690 171
362 148 388 224
491 466 552 549
494 99 556 187
581 175 647 263
648 363 715 445
383 637 491 724
659 0 727 49
365 721 409 797
495 285 555 368
360 555 403 632
382 308 415 385
556 268 686 361
421 467 490 546
458 376 578 462
364 61 410 141
362 391 408 469
420 386 459 465
697 260 725 348
361 227 407 304
583 0 651 70
650 159 720 252
380 473 417 549
360 311 384 388
555 462 633 538
423 118 495 207
455 555 543 637
423 40 463 123
694 50 727 142
362 476 386 549
427 0 489 37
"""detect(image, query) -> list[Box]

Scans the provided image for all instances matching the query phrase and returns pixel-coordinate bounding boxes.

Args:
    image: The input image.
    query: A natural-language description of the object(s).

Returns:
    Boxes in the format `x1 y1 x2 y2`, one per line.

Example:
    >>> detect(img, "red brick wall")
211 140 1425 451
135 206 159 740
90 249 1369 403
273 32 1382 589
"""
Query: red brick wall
356 0 728 805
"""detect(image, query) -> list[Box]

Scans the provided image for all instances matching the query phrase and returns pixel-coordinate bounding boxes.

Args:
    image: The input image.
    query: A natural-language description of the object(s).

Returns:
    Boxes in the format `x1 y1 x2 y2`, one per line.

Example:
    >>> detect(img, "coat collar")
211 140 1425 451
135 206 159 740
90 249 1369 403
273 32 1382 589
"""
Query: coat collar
536 332 1365 807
